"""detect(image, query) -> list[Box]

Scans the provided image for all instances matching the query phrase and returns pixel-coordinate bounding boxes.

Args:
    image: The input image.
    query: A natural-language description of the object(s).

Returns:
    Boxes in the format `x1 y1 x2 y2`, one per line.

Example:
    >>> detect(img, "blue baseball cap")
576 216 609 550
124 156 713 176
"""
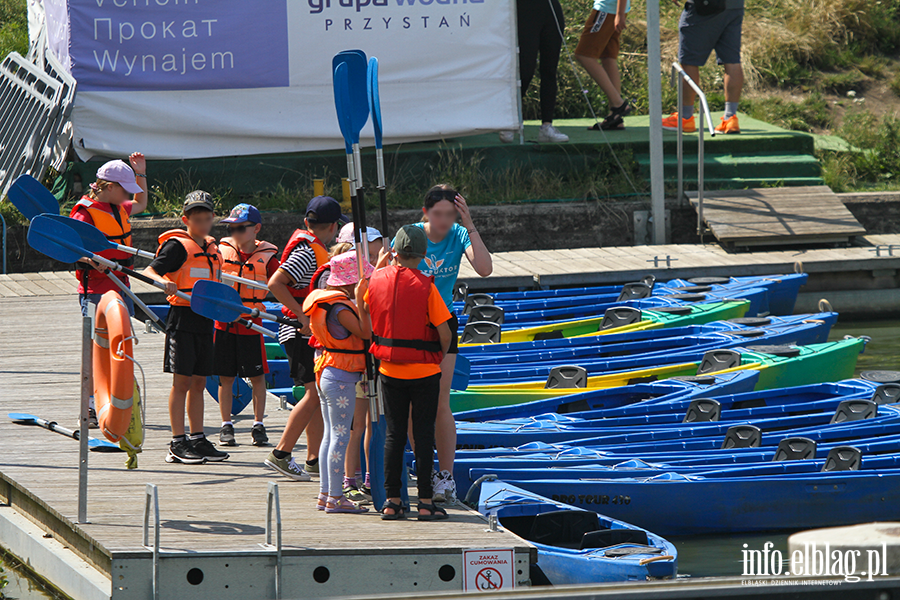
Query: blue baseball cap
305 196 345 224
221 203 261 224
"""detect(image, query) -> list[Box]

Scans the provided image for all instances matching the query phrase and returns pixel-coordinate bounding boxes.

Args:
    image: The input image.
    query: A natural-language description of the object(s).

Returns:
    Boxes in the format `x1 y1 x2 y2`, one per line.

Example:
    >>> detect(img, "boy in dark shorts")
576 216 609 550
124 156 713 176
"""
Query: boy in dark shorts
144 191 229 464
215 203 280 447
264 196 342 481
574 0 632 130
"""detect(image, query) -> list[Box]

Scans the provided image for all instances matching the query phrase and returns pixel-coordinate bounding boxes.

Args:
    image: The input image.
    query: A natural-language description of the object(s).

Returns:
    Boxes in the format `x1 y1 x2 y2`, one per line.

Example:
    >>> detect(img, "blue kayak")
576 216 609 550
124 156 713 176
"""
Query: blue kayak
477 479 677 583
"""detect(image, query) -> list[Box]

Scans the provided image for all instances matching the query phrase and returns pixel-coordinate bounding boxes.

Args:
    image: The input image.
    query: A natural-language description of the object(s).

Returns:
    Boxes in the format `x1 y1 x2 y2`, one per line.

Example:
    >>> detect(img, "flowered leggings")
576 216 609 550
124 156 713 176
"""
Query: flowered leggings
317 368 362 498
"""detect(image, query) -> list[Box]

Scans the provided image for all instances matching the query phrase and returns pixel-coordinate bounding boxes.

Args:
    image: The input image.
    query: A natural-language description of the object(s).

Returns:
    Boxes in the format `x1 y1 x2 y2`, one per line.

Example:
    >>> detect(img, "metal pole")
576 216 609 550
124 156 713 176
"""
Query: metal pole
0 211 6 274
77 302 93 523
697 101 705 244
647 0 665 244
676 73 684 204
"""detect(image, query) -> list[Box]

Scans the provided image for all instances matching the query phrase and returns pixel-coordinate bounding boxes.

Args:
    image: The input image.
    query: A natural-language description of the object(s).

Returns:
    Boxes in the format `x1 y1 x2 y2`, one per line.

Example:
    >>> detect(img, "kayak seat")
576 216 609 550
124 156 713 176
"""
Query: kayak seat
462 293 494 315
580 528 650 550
729 317 771 326
453 282 469 302
773 437 817 461
721 424 762 449
525 510 601 548
697 349 741 375
641 274 657 288
545 366 588 390
599 307 642 331
830 399 877 424
872 383 900 405
460 321 501 344
822 446 862 472
616 282 652 302
683 398 722 423
469 304 505 325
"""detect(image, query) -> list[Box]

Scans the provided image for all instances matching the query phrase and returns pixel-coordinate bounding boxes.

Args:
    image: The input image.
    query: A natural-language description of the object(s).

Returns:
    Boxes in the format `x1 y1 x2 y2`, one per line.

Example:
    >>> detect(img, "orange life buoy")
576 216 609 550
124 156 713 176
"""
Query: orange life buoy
93 291 134 442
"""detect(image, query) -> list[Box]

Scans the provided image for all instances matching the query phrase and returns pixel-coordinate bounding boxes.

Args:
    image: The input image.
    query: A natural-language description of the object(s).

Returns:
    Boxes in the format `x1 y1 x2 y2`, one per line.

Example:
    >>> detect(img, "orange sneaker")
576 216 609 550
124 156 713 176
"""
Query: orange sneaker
715 114 741 134
662 113 696 133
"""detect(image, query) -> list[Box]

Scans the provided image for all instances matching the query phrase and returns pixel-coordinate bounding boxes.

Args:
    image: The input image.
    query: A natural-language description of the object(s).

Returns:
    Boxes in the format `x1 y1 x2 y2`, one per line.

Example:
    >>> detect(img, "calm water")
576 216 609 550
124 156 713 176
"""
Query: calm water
669 318 900 578
0 555 64 600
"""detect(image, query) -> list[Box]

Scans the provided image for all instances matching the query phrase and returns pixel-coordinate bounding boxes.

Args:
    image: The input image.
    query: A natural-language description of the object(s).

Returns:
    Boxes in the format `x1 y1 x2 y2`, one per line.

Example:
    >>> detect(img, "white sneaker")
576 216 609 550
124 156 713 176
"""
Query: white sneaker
498 130 515 143
432 469 457 503
538 123 569 143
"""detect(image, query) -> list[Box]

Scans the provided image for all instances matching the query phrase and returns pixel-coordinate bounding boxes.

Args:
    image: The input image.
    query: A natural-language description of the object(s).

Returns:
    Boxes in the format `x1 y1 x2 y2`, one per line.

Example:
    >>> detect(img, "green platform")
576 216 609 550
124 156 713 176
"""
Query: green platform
68 113 822 197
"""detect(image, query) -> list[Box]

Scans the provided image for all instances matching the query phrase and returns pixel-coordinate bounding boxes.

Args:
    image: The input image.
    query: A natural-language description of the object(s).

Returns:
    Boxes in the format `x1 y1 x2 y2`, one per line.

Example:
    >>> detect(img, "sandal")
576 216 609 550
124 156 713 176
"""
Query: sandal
381 500 407 521
325 496 369 514
417 502 448 521
590 99 632 131
317 493 328 511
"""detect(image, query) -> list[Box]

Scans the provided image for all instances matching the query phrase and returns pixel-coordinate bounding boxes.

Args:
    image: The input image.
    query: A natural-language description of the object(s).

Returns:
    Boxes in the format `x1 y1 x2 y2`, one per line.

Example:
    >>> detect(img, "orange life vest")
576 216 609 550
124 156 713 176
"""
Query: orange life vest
93 291 134 442
367 266 443 365
303 289 366 374
280 229 330 319
71 197 133 284
220 237 278 308
156 229 223 306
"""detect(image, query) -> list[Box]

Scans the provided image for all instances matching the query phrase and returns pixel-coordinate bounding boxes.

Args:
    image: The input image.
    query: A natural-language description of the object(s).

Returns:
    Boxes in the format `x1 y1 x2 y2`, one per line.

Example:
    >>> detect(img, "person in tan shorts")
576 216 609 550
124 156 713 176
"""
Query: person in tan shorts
575 0 632 130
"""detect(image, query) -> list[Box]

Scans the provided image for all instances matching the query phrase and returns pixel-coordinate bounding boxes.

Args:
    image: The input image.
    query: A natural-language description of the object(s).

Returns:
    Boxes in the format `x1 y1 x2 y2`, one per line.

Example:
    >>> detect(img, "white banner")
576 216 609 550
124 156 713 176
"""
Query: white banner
36 0 519 160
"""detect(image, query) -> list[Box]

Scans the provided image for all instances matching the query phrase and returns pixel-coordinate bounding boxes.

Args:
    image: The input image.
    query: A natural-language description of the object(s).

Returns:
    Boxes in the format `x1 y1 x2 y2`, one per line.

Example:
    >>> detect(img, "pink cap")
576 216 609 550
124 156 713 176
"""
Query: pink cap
326 251 374 287
96 160 143 194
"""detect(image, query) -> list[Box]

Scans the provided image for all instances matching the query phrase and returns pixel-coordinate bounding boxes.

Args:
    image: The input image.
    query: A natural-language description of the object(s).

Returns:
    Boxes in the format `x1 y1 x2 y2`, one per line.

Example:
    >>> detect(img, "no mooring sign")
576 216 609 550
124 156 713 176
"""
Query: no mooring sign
463 548 515 592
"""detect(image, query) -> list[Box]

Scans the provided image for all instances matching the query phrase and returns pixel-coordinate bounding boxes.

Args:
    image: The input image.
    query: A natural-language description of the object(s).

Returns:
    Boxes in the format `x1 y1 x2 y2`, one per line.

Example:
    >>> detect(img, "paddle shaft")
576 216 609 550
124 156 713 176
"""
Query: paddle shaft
103 269 165 331
87 254 274 337
376 149 388 236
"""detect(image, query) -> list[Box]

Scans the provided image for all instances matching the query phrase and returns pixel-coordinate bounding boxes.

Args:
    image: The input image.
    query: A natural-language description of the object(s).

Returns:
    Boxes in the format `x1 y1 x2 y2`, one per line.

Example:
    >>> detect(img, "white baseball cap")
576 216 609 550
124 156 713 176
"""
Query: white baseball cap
337 222 383 244
96 160 143 194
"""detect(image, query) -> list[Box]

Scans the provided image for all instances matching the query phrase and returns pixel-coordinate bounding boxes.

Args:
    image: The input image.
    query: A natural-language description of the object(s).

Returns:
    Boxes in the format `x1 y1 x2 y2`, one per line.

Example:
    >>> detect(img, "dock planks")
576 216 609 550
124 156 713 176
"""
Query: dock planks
687 186 867 248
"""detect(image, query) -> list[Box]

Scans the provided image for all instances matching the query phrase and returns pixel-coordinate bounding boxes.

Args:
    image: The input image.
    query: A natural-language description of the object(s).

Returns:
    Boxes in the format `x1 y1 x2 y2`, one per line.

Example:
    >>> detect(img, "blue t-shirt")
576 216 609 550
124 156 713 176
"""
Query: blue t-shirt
410 222 471 310
594 0 630 14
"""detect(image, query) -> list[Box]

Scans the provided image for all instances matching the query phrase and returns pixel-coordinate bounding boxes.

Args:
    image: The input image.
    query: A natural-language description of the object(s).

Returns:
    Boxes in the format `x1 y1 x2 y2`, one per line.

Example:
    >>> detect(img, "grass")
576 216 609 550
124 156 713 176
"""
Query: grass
0 0 28 59
820 113 900 192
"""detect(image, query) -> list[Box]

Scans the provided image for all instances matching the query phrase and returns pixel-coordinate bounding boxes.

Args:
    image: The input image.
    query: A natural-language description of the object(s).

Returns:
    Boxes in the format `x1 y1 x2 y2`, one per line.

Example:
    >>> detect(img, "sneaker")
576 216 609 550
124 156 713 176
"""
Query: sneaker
715 114 741 134
358 483 373 498
251 423 268 446
432 469 457 503
219 423 236 446
498 130 515 143
264 452 312 481
537 123 569 143
166 439 206 464
662 113 696 133
190 436 229 462
344 486 371 505
305 459 319 475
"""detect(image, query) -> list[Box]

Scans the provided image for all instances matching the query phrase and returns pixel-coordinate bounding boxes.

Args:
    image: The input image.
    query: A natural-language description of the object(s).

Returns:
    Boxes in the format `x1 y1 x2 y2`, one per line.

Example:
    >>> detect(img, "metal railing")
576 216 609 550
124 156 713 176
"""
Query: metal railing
671 62 716 242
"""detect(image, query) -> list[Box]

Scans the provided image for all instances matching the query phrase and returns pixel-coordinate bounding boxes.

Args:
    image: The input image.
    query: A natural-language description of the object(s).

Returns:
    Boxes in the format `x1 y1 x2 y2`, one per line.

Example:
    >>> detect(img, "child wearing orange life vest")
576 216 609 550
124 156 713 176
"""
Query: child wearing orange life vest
215 204 280 448
302 251 374 514
143 191 229 465
363 225 454 521
70 154 147 429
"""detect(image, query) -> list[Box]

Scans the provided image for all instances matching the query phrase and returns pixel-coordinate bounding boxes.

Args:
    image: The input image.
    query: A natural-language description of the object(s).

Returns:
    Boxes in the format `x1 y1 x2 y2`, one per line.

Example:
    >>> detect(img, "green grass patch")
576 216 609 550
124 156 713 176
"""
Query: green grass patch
0 0 28 59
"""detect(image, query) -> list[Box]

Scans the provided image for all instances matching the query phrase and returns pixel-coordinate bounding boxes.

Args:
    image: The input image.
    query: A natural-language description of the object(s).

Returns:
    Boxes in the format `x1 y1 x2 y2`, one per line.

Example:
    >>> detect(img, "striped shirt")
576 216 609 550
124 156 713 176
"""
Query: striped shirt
277 244 318 343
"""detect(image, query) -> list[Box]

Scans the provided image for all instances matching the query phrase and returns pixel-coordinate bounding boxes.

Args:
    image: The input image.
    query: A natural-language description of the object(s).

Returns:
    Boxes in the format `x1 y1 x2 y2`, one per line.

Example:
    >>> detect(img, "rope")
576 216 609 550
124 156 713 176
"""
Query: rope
545 0 645 197
116 332 147 467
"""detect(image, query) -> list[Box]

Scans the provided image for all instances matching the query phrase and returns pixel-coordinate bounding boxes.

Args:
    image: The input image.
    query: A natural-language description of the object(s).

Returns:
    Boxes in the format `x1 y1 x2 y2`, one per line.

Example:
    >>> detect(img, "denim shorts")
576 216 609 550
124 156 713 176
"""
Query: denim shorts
79 292 135 318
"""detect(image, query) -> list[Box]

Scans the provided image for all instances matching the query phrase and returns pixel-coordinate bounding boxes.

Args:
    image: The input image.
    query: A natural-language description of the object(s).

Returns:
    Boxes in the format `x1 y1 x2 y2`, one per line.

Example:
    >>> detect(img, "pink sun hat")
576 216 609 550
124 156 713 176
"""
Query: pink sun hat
95 160 143 194
327 251 375 287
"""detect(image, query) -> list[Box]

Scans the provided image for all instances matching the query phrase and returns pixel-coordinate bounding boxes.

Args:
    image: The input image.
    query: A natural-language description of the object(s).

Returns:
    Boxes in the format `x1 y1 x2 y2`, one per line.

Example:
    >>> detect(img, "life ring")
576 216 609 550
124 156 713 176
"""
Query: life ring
93 291 134 442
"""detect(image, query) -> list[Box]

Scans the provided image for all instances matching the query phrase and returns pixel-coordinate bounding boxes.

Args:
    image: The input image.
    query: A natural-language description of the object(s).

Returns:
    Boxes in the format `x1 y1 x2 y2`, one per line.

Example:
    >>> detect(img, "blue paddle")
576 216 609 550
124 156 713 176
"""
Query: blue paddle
27 216 273 337
367 56 389 236
6 174 60 220
191 280 301 328
452 354 471 391
205 375 254 415
8 413 122 452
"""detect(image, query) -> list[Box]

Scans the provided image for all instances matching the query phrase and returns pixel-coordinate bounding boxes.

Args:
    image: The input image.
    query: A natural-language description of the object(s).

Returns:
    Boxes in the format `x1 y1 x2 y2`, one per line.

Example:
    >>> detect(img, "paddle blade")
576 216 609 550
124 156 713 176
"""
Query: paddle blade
7 174 60 221
368 57 383 149
28 215 92 263
334 50 370 143
44 214 117 254
89 438 124 452
190 279 247 323
333 63 353 154
8 412 38 424
452 354 471 391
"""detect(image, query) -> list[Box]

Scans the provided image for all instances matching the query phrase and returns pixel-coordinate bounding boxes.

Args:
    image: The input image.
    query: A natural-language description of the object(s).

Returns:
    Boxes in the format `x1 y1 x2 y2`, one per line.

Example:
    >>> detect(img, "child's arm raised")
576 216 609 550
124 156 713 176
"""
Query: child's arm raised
456 194 492 277
128 152 149 216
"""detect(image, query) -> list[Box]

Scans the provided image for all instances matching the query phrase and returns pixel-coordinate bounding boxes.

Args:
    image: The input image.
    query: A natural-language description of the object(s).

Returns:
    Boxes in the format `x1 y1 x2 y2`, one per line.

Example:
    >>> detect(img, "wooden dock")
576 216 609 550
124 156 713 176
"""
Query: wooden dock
687 186 867 249
0 295 532 600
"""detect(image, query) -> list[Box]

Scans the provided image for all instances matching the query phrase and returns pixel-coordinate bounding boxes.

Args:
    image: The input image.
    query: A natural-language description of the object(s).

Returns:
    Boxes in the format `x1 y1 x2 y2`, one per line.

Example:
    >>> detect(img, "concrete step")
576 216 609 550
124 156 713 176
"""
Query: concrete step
634 152 822 181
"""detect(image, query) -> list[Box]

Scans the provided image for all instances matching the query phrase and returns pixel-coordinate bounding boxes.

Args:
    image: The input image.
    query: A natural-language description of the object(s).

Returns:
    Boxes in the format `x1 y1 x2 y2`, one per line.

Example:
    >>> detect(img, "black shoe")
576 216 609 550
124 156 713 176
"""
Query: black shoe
190 436 229 462
219 423 236 446
166 439 205 464
251 423 268 446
